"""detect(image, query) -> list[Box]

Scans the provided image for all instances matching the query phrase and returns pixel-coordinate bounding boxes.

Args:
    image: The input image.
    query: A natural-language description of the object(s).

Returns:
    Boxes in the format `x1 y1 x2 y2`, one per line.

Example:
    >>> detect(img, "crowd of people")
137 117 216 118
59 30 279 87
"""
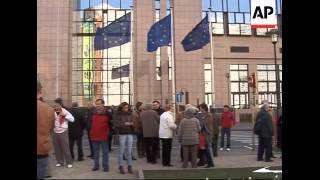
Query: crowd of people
37 80 282 179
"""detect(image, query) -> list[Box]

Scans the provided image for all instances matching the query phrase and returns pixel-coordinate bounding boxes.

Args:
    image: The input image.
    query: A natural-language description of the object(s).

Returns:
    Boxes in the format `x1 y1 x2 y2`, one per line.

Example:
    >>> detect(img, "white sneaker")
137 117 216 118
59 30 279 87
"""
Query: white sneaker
219 148 224 151
226 148 231 151
56 163 62 167
67 164 73 168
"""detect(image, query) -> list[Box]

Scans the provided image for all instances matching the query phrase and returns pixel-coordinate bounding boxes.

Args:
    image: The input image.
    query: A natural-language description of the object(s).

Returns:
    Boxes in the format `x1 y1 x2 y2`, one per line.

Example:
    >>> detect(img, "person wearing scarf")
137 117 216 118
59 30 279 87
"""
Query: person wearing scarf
52 100 75 168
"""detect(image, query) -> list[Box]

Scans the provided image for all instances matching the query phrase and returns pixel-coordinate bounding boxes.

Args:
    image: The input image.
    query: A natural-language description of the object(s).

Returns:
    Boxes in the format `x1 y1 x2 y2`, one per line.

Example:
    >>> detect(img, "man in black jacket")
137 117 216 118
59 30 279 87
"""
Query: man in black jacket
255 102 274 162
68 102 86 161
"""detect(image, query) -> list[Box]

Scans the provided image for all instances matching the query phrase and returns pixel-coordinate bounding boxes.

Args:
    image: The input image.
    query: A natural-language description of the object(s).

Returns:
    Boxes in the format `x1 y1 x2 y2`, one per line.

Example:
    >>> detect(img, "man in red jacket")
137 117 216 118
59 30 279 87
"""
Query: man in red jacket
220 105 235 151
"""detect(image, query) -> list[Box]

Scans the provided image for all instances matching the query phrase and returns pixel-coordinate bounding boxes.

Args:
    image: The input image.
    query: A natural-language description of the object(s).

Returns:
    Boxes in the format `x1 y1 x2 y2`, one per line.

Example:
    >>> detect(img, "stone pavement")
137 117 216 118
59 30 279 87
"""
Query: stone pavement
47 132 281 179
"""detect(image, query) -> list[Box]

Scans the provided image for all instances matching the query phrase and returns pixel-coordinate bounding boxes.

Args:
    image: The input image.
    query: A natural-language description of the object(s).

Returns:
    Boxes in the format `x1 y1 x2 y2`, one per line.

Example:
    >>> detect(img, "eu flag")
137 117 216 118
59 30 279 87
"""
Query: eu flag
181 14 210 51
94 12 131 50
147 14 171 52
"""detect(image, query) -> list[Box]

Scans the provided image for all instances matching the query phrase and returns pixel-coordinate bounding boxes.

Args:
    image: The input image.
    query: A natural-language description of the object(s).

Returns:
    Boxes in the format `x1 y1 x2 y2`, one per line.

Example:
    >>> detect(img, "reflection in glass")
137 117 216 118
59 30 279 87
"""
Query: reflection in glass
231 83 239 92
230 71 239 81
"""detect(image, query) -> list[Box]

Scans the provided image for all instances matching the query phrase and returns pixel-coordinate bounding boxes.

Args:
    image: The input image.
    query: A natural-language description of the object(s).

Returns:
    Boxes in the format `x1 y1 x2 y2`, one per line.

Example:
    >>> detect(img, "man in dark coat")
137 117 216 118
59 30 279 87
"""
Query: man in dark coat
255 102 274 162
68 102 86 161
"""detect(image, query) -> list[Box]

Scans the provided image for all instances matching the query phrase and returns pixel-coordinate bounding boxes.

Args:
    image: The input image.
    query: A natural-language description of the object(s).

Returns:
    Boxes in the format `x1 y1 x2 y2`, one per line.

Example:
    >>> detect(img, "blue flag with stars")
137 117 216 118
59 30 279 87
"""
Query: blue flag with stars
147 14 171 52
181 14 210 51
94 12 131 50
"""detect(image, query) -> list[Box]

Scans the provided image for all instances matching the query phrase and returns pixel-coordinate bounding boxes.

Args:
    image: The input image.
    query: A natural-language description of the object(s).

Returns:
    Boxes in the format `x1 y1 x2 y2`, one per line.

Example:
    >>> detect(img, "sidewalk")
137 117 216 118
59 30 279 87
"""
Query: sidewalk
47 145 281 179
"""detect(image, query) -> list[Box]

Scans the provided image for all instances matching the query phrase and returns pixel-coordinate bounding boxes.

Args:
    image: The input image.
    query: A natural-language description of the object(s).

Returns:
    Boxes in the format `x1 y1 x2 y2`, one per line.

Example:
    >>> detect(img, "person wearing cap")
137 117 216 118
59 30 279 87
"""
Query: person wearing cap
37 80 55 179
178 108 201 168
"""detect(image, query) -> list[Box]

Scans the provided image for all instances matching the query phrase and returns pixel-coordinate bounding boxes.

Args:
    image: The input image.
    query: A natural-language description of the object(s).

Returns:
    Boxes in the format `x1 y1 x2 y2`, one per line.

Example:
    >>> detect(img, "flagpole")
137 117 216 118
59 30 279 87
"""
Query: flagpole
170 4 176 120
56 2 60 98
208 8 215 108
130 7 135 106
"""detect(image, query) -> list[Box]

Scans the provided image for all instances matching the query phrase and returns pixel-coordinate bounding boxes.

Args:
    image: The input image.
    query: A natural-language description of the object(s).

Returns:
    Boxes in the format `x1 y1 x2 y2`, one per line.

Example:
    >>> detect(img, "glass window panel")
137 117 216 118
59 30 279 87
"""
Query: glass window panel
230 65 238 70
228 0 239 12
240 24 251 35
120 43 131 58
240 94 246 105
121 82 130 94
257 71 267 81
121 0 133 9
169 67 172 80
108 95 121 105
258 82 268 92
279 65 282 70
228 13 235 23
240 82 248 92
269 82 276 92
104 59 120 70
239 71 247 81
155 0 160 9
203 0 210 10
116 10 126 19
233 94 240 107
257 65 267 70
107 10 116 21
108 0 121 8
244 13 250 23
209 12 216 22
239 0 250 12
205 82 212 93
212 23 224 34
279 71 282 81
73 11 83 21
267 65 275 70
268 71 276 81
236 13 244 23
212 0 223 11
108 83 121 94
205 70 212 82
79 0 89 10
239 65 247 70
229 24 240 35
230 71 239 81
204 64 211 70
231 82 239 92
90 0 102 8
156 68 161 80
121 94 130 104
107 46 121 58
84 10 95 21
216 12 223 22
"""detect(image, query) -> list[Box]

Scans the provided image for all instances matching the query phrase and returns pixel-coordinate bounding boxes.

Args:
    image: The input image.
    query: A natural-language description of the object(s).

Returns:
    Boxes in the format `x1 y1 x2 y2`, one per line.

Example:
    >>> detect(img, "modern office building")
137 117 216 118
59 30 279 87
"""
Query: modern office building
37 0 282 110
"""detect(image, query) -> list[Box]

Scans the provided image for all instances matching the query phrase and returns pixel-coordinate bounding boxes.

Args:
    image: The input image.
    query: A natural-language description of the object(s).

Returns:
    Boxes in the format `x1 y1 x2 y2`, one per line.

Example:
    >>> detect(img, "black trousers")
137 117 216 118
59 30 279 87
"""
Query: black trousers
69 134 83 160
258 136 272 160
198 148 214 166
160 138 173 165
212 133 219 157
144 137 159 163
86 129 93 156
108 132 113 150
137 133 145 157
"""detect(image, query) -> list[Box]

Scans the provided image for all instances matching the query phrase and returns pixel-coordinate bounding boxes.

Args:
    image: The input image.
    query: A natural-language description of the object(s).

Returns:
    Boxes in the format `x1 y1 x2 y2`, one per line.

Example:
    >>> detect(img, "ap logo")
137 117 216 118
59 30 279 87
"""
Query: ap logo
251 0 277 28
